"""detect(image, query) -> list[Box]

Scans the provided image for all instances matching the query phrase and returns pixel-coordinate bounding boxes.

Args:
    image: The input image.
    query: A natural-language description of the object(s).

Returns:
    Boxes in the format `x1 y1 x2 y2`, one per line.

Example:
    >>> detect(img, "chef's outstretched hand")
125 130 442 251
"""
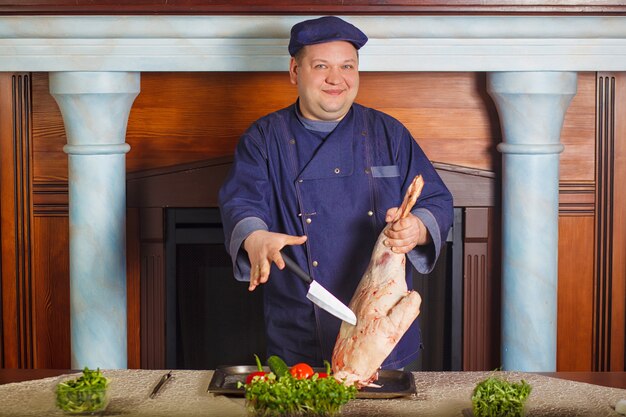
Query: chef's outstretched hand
383 211 430 254
244 230 307 291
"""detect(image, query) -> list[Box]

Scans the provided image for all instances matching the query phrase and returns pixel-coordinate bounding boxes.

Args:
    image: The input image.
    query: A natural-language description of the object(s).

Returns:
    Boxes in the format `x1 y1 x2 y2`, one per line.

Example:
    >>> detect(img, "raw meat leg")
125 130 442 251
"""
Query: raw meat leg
332 175 424 388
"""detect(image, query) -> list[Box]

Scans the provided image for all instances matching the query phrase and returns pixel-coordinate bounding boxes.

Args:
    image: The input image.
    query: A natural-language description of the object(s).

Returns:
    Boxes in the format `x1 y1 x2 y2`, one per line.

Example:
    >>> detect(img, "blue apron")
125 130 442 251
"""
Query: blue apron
219 103 453 368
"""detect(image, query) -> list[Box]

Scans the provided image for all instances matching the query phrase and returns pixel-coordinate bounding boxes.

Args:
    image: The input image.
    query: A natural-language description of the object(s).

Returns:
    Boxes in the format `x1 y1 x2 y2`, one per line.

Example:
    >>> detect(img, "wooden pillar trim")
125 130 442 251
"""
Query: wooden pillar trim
463 207 493 371
594 72 626 372
139 208 165 369
0 73 34 368
594 73 614 372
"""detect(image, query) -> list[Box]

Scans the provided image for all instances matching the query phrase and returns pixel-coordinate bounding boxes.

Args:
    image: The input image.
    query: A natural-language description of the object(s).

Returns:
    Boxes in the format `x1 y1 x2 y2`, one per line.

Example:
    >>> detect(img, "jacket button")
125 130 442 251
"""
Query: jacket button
334 168 340 174
367 210 374 216
365 168 370 174
306 218 312 224
312 261 319 267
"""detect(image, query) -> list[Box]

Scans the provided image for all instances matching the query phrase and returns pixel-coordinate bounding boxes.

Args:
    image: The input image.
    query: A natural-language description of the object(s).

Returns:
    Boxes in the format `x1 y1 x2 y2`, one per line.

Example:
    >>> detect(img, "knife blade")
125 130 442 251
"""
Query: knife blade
280 250 357 326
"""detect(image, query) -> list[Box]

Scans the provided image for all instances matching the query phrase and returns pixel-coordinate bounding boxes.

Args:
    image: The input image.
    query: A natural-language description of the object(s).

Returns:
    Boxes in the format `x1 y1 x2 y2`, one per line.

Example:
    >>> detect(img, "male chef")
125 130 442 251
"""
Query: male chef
219 16 453 369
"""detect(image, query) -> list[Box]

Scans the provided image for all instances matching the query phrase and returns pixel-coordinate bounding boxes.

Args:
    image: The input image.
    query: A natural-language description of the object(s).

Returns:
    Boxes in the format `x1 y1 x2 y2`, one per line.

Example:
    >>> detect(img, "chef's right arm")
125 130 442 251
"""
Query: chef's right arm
218 127 306 291
218 126 273 286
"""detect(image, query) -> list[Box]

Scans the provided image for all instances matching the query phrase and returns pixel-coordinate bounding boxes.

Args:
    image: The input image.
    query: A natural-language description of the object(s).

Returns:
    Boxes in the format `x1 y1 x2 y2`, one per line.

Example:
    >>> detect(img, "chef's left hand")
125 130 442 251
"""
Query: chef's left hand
383 211 430 254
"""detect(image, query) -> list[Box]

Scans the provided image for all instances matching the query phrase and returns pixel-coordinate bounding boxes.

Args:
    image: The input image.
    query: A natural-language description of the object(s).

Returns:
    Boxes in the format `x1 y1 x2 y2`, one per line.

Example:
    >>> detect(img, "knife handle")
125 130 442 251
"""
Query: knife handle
280 250 312 284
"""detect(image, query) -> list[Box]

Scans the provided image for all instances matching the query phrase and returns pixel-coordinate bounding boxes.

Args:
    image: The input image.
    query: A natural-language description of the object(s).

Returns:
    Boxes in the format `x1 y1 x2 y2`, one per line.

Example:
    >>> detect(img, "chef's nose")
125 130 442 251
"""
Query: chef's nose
326 67 342 84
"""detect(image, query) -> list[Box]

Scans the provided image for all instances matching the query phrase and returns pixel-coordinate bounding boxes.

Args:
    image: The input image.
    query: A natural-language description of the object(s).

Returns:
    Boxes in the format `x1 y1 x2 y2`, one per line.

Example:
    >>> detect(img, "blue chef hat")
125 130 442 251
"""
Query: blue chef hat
288 16 368 57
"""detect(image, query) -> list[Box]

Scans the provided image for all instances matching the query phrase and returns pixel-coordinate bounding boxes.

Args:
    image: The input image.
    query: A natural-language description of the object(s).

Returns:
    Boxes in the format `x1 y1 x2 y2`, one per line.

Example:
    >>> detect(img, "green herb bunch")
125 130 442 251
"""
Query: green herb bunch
471 376 532 417
239 371 357 416
55 367 111 414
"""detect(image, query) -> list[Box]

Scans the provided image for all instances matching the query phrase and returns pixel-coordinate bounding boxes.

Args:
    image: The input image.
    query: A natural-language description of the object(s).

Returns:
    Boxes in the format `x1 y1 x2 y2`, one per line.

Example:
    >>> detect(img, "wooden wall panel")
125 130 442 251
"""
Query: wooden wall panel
31 74 70 184
557 216 595 371
31 71 596 183
34 72 502 176
32 216 70 369
560 72 597 182
0 73 34 369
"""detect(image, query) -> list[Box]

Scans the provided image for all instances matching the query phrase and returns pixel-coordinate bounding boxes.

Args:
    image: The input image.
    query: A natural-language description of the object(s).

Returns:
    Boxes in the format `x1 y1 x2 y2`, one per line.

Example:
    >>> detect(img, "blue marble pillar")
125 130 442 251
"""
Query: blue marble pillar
49 72 140 369
487 72 577 371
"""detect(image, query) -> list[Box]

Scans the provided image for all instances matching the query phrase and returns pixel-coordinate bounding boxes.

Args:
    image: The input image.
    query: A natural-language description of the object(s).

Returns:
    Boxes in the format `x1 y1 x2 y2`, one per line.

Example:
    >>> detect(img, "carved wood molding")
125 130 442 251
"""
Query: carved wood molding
0 73 34 368
32 181 67 216
0 0 624 14
559 181 595 216
593 72 626 372
462 207 497 371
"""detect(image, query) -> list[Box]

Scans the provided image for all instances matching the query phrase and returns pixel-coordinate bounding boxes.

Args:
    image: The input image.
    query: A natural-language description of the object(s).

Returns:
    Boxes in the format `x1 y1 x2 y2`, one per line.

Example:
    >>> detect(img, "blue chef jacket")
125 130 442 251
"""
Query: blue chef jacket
219 102 453 369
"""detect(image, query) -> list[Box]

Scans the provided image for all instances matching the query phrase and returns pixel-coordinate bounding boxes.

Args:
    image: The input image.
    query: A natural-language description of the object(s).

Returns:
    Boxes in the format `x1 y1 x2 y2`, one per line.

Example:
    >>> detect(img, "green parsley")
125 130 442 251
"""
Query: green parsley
471 376 532 417
238 369 356 416
55 367 110 414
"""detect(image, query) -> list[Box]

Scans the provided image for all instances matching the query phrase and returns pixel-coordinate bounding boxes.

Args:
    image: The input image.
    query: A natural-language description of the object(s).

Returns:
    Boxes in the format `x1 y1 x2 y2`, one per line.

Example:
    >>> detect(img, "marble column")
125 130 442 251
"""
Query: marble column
49 72 140 369
487 72 577 371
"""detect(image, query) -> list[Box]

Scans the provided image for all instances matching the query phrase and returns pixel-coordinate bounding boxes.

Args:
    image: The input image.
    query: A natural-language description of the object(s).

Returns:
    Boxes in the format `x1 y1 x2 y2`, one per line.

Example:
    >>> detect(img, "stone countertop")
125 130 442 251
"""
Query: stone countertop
0 370 624 417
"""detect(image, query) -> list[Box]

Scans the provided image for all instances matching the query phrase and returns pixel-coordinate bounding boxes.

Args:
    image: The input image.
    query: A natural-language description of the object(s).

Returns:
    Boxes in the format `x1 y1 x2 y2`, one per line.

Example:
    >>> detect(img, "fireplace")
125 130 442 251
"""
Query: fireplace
127 158 495 371
162 206 463 371
164 207 266 369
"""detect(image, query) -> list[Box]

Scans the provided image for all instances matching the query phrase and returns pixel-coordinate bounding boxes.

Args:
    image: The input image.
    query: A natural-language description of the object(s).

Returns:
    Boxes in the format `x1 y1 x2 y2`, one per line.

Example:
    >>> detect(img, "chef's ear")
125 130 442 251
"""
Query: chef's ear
289 57 299 85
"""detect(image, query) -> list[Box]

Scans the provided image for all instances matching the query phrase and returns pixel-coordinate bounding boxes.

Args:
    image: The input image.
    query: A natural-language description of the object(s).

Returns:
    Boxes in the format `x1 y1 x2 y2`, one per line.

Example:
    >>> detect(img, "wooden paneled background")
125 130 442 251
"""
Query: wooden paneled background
1 70 624 372
30 72 596 181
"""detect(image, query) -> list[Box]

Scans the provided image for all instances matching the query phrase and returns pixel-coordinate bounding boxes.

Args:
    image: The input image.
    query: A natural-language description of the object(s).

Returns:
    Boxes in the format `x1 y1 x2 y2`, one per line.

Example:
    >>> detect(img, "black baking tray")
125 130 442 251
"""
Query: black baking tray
207 365 416 399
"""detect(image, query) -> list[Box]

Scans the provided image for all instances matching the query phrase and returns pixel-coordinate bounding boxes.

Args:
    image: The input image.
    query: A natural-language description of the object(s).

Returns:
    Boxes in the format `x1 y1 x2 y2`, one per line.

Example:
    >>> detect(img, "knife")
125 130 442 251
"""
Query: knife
149 371 172 399
280 250 357 326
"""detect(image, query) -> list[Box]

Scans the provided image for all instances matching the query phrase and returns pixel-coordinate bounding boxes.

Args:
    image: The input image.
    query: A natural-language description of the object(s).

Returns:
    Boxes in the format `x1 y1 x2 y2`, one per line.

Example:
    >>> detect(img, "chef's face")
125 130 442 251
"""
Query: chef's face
289 41 359 121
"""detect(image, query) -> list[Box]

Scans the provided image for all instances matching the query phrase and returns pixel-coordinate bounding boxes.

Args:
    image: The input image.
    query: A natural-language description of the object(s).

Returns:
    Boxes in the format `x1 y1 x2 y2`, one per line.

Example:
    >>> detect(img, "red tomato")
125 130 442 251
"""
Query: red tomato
290 363 314 379
245 371 267 384
316 372 329 379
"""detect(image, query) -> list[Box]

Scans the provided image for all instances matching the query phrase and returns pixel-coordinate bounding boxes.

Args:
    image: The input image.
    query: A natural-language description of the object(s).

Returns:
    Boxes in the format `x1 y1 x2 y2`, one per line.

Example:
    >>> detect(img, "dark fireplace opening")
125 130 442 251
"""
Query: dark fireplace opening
165 208 266 369
165 207 463 371
411 207 463 371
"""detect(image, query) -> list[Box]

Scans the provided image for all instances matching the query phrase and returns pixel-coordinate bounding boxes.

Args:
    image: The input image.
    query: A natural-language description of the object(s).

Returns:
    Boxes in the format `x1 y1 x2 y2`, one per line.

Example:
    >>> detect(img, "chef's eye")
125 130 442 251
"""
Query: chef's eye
315 64 327 69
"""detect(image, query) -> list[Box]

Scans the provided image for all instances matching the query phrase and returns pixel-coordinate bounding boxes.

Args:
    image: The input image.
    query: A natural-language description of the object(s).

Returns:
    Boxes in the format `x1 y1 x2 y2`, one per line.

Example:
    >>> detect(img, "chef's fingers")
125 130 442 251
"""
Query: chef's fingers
248 262 262 291
389 240 417 254
257 262 270 286
388 217 414 232
281 234 308 250
384 216 429 251
385 235 417 253
270 246 286 270
384 220 417 240
385 207 400 223
274 235 307 270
